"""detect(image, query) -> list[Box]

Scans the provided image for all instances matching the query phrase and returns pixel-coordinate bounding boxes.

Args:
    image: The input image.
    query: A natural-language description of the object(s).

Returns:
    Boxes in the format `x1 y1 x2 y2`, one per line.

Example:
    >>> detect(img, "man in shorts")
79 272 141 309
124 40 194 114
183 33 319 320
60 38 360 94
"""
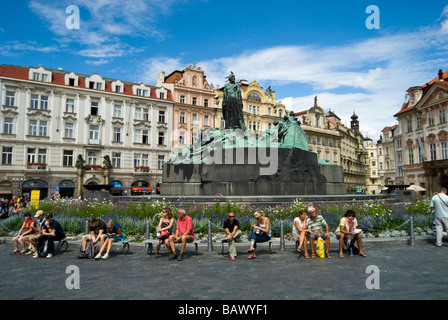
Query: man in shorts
78 217 107 258
306 207 332 259
168 208 194 261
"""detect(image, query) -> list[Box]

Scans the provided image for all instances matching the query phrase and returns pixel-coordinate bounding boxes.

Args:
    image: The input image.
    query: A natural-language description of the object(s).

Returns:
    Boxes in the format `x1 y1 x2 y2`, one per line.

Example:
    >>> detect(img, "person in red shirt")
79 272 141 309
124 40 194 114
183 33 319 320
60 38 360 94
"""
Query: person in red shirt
168 208 194 261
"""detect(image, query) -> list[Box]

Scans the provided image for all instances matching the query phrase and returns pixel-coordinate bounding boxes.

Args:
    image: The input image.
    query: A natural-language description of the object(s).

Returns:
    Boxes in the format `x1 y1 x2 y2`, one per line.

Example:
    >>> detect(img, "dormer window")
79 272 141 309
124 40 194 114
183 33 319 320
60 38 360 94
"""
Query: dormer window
133 84 150 97
29 66 52 83
86 74 105 91
65 72 79 86
111 80 124 93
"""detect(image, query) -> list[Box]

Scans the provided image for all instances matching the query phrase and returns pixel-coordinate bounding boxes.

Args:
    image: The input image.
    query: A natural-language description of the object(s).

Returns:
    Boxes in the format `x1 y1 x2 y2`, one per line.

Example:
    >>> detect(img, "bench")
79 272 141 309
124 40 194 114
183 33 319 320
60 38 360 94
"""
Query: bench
145 240 198 256
221 239 273 254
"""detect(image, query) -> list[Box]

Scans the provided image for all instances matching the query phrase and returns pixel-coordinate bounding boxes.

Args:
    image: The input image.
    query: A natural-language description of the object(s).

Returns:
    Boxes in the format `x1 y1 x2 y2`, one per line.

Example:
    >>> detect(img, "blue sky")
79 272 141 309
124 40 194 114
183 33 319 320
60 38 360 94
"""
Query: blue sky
2 0 448 139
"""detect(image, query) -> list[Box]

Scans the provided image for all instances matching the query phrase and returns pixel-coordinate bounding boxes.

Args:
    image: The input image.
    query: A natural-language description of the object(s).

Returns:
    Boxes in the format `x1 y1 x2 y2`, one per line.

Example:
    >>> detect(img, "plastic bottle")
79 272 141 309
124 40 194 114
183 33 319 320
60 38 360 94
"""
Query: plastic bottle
122 228 126 240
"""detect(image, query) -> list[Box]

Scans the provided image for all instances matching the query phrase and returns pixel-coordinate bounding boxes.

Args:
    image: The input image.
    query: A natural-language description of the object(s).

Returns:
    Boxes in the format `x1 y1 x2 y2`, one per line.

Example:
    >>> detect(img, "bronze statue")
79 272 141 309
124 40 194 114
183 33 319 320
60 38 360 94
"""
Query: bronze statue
222 72 247 131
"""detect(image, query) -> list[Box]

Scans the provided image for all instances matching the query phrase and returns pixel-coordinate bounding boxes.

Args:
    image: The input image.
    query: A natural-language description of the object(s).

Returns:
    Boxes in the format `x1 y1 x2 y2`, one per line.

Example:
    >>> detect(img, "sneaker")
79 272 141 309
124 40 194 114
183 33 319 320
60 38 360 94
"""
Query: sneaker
46 253 53 259
177 253 184 261
170 253 177 260
94 253 102 260
101 253 109 260
154 252 159 258
32 252 39 259
78 252 86 259
25 250 34 255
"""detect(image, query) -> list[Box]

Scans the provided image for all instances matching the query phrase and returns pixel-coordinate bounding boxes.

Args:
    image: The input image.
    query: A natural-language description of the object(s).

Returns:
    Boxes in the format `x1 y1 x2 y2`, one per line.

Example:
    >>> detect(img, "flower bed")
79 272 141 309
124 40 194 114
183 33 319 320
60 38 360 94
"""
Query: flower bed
0 197 435 240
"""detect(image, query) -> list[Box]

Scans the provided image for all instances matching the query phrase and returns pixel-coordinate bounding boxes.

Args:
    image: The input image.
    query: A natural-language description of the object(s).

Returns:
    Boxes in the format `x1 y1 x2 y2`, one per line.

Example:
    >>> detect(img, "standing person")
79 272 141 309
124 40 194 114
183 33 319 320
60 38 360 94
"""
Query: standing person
307 207 332 259
430 188 448 247
247 211 271 259
11 212 37 254
292 209 310 259
95 220 123 260
168 208 194 261
24 210 46 255
78 217 107 258
223 212 242 261
335 210 367 258
155 208 174 258
35 213 65 258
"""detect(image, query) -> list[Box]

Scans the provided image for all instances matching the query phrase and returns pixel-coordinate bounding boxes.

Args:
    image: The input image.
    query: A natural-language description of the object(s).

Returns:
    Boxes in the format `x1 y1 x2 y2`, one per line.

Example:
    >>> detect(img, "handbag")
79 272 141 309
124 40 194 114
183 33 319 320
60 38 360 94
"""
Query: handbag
158 229 170 239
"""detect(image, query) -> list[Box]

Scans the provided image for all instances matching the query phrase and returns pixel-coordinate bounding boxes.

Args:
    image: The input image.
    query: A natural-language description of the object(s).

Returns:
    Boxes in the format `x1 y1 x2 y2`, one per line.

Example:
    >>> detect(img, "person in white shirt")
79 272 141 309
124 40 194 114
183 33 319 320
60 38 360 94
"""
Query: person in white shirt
430 188 448 247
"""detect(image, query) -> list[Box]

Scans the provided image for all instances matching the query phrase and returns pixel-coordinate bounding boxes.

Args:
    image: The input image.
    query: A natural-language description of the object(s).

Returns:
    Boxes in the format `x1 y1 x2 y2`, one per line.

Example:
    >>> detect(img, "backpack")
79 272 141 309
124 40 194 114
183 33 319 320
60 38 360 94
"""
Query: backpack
347 239 359 255
85 241 99 259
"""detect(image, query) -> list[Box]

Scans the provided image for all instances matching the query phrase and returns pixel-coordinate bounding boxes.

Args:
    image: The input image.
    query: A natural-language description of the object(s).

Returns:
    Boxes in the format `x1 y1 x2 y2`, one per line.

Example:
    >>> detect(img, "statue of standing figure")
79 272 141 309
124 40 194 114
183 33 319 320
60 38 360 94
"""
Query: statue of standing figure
222 72 247 131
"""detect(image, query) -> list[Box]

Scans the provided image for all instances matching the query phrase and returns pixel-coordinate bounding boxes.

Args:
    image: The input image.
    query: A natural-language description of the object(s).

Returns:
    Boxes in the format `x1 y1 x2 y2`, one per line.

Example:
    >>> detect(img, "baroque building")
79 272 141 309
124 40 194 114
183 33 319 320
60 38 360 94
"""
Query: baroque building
0 64 174 199
394 69 448 194
156 65 215 153
294 98 368 193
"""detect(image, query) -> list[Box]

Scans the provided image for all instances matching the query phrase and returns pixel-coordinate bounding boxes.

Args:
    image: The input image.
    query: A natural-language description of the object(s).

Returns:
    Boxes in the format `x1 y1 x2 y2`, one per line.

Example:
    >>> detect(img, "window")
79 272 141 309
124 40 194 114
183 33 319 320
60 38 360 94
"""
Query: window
115 85 121 93
5 91 15 106
179 131 185 144
440 108 446 123
114 105 122 118
33 73 40 81
430 143 437 161
204 99 209 107
29 120 38 136
143 108 149 121
192 97 197 105
279 109 283 117
180 112 185 124
134 129 149 144
136 89 142 96
428 112 435 126
2 147 12 165
180 95 185 103
416 116 422 129
158 110 166 123
134 153 149 167
89 125 99 144
418 147 424 163
192 114 198 125
158 131 165 145
142 154 149 167
41 74 48 82
64 123 74 138
406 119 413 132
87 151 98 165
40 96 48 110
91 102 99 115
66 99 75 113
3 118 13 134
30 94 39 109
158 155 165 170
408 148 414 164
27 148 36 164
204 115 209 126
68 78 76 86
442 142 448 160
159 92 165 99
113 127 121 142
39 121 47 136
396 139 402 149
63 150 73 167
112 152 121 168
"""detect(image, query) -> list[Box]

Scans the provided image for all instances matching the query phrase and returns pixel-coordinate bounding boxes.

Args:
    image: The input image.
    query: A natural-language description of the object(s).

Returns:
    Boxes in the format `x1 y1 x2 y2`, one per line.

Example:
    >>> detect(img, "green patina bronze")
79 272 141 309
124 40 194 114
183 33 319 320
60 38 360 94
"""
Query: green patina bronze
222 71 247 131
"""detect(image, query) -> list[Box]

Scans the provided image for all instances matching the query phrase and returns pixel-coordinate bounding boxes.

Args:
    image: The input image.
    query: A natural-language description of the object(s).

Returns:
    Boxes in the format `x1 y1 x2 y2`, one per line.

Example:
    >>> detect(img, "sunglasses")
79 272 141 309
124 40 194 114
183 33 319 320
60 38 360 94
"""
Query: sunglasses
228 216 235 218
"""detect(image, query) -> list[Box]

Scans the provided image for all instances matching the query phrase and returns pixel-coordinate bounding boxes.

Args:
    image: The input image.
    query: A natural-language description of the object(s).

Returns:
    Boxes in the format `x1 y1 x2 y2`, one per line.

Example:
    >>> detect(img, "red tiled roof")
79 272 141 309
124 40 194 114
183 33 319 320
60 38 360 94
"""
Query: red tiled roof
0 64 173 101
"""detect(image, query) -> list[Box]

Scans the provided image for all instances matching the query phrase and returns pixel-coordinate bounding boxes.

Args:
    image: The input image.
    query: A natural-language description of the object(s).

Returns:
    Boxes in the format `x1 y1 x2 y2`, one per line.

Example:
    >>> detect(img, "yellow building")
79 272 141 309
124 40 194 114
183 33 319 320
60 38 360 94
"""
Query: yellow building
214 79 286 136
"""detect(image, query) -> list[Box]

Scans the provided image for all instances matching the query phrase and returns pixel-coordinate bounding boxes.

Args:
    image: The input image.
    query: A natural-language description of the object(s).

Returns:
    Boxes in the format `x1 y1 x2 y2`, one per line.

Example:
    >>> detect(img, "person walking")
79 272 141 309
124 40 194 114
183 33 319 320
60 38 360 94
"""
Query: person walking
430 187 448 247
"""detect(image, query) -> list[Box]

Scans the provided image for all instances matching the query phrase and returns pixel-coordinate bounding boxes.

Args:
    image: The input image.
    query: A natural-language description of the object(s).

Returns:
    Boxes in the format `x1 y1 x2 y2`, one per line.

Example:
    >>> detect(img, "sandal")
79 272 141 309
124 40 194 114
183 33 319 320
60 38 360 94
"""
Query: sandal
311 253 315 259
247 253 256 259
11 250 19 255
304 254 310 259
339 254 344 258
247 248 254 253
359 252 367 257
326 253 332 259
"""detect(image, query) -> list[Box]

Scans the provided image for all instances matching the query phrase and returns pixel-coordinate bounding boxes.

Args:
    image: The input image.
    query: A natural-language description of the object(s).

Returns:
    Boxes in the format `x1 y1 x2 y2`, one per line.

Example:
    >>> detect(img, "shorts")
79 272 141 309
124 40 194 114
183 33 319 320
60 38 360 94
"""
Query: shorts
309 233 328 240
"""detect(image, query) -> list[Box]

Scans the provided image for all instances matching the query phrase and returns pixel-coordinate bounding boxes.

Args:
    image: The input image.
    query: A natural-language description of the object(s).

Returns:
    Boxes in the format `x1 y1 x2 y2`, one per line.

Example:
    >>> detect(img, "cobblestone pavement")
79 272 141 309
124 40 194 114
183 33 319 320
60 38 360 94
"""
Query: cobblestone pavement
1 241 447 301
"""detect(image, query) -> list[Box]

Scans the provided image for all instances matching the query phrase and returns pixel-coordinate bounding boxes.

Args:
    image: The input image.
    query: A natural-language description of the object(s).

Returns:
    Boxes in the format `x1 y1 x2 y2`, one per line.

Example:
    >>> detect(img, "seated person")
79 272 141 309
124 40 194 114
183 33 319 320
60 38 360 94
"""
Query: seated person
34 213 65 258
95 220 123 260
78 217 107 259
247 211 271 259
335 210 367 258
306 207 332 259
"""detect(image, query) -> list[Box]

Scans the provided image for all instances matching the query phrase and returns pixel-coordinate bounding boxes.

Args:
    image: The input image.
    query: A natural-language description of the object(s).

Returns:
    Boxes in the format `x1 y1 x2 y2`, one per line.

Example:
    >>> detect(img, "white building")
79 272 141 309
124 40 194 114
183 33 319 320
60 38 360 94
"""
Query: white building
0 64 174 199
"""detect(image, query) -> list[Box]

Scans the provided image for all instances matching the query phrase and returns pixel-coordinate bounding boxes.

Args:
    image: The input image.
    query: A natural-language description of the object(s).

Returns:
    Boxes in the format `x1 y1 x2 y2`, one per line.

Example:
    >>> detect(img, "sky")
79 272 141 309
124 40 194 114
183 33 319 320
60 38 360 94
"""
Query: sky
2 0 448 140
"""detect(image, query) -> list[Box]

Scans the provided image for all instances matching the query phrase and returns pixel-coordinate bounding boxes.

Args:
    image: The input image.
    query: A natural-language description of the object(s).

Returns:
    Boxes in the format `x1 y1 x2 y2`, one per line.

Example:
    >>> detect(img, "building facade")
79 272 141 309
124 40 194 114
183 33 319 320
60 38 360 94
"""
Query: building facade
156 65 215 154
0 64 174 199
376 125 397 188
394 69 448 195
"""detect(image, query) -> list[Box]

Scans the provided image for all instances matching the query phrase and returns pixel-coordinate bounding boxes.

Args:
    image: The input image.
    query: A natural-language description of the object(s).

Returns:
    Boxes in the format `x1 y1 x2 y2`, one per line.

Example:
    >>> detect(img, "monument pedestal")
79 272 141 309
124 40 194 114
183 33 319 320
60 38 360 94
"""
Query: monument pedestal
162 147 343 196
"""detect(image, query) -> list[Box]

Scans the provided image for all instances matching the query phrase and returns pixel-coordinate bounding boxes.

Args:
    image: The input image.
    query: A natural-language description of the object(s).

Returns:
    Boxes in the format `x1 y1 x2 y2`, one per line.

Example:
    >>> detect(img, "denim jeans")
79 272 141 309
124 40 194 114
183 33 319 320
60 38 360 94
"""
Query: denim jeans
249 231 271 249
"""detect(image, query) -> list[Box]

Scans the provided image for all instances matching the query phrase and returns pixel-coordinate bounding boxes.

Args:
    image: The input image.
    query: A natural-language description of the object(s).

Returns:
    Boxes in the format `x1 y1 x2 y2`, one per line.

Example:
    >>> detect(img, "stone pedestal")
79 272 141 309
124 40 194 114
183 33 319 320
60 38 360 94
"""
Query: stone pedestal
162 147 332 196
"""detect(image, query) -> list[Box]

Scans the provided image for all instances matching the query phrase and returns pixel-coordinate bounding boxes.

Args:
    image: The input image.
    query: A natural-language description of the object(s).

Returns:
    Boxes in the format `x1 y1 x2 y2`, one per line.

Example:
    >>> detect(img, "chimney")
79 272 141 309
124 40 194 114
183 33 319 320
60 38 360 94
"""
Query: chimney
439 69 444 80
